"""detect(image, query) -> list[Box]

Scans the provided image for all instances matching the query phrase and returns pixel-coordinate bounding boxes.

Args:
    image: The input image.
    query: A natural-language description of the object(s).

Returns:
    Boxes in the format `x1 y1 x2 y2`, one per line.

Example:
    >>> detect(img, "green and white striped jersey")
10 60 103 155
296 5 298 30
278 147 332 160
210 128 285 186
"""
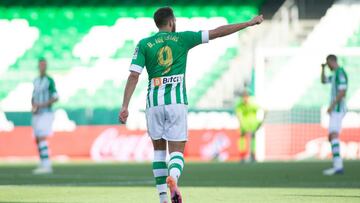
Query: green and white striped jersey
130 30 209 108
326 67 348 113
32 75 58 113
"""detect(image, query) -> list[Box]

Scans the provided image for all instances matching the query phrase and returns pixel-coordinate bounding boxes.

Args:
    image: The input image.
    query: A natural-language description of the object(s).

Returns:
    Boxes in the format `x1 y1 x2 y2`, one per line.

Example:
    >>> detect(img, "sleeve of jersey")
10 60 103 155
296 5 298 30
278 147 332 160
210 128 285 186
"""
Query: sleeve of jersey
32 80 35 100
324 76 332 83
182 31 209 49
129 42 145 74
201 30 209 44
337 72 347 90
49 78 59 99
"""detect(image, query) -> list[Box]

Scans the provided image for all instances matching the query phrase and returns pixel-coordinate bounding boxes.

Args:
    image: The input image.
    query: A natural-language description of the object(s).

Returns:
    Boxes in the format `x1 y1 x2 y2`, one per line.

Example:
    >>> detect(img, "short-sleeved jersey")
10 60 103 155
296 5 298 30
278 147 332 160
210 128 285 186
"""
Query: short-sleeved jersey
32 75 58 113
235 98 261 133
325 67 348 113
130 30 209 108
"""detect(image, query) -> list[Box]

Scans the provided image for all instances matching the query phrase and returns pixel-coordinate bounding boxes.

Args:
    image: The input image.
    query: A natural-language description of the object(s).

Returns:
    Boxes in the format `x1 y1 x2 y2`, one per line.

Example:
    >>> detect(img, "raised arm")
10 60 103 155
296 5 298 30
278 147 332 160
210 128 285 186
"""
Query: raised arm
321 64 327 84
209 15 264 40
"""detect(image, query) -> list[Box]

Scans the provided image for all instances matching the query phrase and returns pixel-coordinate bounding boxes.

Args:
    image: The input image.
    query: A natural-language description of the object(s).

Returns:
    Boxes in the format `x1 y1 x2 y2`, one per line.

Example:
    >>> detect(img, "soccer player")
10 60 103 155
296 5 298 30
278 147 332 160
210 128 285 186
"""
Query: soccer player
321 54 348 176
235 89 265 162
31 58 58 174
119 7 263 203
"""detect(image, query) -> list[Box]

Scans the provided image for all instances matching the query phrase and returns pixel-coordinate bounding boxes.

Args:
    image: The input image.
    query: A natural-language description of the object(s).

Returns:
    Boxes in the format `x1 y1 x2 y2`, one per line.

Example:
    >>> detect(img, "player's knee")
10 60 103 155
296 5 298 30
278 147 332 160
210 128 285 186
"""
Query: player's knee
168 141 186 153
36 136 46 143
152 139 167 150
328 132 339 141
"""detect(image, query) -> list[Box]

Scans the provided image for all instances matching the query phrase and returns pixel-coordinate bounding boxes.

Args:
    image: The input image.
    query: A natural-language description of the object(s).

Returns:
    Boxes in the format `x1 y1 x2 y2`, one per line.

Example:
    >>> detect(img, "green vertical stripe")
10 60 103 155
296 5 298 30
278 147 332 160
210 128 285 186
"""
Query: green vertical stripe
182 79 188 104
153 86 159 106
147 94 151 108
175 83 181 104
147 82 151 108
164 84 172 105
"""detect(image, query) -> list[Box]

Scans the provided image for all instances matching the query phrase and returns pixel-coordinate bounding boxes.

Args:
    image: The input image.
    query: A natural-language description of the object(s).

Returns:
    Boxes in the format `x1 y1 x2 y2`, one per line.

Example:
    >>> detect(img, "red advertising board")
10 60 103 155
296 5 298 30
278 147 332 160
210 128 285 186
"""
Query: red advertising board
0 125 359 161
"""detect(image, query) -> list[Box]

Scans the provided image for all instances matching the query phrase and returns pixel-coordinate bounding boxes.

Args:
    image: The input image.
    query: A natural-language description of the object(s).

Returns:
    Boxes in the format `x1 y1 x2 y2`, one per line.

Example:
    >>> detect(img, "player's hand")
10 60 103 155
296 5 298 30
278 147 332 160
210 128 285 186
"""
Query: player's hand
31 104 39 114
327 106 333 114
249 15 264 26
119 107 129 124
321 63 326 69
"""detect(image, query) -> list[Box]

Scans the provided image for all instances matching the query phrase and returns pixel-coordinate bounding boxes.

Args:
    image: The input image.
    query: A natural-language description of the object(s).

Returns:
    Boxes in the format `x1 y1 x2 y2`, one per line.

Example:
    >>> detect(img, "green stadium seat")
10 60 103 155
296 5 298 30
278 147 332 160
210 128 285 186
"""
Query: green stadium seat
1 5 260 109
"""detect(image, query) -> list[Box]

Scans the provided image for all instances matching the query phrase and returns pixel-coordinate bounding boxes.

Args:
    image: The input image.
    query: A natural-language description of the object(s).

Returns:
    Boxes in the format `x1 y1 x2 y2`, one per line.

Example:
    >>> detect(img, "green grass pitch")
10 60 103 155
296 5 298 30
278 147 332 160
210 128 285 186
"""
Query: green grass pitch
0 161 359 203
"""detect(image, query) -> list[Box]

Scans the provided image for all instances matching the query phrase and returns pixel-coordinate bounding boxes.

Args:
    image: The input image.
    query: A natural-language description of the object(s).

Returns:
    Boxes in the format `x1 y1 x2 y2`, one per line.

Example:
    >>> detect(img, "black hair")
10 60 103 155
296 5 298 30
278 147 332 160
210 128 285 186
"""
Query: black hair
326 54 337 62
38 57 46 62
153 7 174 28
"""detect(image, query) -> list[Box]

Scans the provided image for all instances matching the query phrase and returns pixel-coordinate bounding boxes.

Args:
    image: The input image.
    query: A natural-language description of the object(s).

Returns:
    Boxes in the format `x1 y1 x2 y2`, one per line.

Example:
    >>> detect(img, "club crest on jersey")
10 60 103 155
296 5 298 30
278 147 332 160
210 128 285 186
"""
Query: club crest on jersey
132 46 139 59
153 75 184 87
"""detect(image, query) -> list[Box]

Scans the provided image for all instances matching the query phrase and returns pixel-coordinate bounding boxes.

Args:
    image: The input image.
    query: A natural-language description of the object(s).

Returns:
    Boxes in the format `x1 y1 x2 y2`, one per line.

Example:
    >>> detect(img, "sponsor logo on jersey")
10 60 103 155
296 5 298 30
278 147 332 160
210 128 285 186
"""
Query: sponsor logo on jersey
152 74 184 87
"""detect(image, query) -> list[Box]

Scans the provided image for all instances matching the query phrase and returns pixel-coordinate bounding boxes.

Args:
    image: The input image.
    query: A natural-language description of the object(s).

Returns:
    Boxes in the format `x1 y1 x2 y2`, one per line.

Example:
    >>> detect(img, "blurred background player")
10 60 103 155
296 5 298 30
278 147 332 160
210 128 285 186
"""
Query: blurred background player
31 58 58 174
119 6 263 203
321 54 348 176
235 89 265 162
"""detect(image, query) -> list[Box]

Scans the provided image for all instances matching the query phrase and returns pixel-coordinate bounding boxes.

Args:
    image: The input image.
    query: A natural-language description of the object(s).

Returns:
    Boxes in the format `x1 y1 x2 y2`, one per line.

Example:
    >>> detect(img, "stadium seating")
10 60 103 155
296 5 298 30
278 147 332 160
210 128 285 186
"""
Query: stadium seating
0 6 259 112
254 2 360 110
295 23 360 109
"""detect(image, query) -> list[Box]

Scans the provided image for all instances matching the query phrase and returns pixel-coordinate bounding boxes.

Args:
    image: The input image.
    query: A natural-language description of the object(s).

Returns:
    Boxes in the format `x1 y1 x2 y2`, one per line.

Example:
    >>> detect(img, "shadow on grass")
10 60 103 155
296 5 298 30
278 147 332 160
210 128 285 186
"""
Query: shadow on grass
0 161 359 188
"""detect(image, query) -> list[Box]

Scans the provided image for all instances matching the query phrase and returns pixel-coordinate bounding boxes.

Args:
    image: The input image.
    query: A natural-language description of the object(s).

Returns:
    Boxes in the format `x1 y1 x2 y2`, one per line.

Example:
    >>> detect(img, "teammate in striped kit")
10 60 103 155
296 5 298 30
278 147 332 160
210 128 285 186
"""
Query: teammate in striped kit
31 58 58 174
321 54 348 176
119 7 263 203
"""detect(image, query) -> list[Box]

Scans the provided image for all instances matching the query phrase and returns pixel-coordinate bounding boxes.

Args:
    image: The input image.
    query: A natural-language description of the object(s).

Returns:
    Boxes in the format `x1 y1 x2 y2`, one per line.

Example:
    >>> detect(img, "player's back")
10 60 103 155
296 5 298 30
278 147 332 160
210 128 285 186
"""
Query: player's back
130 30 208 108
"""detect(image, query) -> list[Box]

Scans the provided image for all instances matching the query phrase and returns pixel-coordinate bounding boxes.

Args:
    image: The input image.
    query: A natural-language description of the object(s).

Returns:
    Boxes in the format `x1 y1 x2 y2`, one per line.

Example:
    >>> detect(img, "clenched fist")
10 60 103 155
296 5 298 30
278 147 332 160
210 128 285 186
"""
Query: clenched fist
249 15 264 26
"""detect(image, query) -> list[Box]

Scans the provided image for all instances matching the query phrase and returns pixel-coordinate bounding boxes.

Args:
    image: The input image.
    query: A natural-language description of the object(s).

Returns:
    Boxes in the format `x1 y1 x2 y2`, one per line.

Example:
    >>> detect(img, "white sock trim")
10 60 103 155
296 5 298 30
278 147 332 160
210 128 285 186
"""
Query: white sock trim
169 151 183 158
154 150 167 162
156 183 168 194
38 140 48 148
331 139 340 144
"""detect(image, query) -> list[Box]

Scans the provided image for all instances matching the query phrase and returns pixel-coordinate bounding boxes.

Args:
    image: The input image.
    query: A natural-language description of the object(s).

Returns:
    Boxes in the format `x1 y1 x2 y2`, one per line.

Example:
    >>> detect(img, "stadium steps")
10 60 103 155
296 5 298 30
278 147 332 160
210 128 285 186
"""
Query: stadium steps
257 2 360 110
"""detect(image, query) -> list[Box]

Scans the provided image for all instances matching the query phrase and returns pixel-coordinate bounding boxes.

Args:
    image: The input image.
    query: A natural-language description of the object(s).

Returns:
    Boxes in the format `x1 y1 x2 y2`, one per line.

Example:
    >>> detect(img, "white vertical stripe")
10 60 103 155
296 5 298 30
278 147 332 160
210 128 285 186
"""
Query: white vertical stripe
149 87 154 107
180 81 184 103
157 85 166 106
171 83 177 104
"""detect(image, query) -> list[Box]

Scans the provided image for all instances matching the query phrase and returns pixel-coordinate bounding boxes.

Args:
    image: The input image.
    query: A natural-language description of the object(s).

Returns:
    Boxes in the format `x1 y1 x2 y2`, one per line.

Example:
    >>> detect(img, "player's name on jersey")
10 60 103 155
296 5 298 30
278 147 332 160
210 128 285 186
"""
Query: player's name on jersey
147 35 179 48
152 74 184 87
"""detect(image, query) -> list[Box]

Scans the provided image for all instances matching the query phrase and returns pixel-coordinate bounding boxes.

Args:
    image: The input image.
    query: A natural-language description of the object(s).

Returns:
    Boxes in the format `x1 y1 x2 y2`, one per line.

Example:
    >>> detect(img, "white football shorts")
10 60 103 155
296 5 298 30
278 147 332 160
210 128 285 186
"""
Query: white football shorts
329 112 345 134
145 104 188 141
32 111 55 137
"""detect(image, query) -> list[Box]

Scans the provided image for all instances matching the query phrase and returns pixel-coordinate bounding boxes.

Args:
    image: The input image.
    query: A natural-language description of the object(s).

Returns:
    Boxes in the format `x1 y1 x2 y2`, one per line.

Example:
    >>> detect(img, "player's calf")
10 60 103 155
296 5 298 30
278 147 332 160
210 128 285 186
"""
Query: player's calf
152 150 169 203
